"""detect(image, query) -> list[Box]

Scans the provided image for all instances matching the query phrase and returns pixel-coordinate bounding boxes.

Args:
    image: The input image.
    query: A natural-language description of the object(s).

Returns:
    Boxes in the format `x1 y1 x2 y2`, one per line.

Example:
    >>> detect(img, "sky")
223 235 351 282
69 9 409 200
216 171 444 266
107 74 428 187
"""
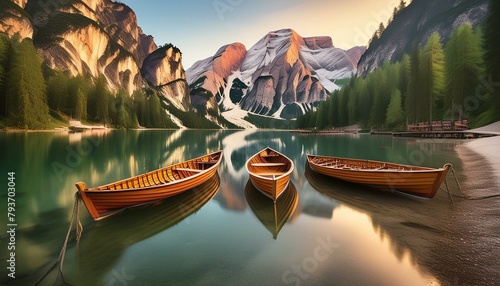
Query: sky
121 0 404 69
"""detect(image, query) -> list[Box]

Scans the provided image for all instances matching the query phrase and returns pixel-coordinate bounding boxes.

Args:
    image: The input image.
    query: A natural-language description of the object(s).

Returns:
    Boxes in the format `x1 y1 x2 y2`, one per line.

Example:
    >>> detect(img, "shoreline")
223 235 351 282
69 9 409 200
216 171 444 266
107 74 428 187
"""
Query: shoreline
447 135 500 285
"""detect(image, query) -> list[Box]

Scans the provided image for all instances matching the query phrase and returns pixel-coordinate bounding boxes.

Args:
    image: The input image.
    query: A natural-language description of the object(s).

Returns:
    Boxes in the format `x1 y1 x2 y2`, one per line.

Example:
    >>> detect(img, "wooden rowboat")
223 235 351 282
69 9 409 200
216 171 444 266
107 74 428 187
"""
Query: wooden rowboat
76 150 223 220
306 154 451 198
245 147 294 201
245 180 298 239
76 174 220 283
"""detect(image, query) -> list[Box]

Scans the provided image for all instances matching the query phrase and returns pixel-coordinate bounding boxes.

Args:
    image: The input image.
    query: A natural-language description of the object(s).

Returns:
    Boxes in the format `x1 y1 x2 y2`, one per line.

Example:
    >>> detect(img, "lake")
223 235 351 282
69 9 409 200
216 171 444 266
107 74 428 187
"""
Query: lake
0 129 464 285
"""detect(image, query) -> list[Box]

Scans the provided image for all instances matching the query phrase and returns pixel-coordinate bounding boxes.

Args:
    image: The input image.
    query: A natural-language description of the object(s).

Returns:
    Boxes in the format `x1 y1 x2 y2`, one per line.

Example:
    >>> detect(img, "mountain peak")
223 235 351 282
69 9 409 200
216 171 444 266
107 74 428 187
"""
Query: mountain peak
187 29 358 123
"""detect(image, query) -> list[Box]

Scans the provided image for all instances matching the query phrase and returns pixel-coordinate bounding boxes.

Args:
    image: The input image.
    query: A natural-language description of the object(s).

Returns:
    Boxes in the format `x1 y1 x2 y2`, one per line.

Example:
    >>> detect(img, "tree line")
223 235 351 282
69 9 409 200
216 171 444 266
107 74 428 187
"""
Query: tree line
0 33 223 129
297 15 500 130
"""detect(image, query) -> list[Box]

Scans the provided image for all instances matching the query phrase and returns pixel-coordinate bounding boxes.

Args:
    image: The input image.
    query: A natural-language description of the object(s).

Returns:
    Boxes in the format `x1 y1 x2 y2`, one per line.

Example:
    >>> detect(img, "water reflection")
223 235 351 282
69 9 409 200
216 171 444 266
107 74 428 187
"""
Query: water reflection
0 130 463 285
244 181 299 239
305 163 450 283
73 173 220 285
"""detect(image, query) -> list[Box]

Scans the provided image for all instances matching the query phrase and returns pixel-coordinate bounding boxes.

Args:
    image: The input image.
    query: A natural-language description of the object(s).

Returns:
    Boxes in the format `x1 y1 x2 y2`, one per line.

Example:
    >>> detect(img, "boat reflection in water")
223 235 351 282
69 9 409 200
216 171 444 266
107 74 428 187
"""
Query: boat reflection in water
74 173 221 285
304 164 447 283
244 180 299 239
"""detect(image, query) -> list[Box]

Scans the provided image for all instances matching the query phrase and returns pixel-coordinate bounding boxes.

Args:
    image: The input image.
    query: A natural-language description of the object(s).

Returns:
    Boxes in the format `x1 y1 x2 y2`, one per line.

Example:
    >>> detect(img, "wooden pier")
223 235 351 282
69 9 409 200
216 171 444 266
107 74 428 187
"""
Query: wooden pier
392 131 497 139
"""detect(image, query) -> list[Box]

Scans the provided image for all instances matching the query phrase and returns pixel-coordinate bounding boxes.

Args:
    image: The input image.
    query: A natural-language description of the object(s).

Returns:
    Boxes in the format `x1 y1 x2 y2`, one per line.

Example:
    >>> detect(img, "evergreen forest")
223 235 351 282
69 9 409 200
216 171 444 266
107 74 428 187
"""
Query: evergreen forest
0 34 229 130
297 8 500 131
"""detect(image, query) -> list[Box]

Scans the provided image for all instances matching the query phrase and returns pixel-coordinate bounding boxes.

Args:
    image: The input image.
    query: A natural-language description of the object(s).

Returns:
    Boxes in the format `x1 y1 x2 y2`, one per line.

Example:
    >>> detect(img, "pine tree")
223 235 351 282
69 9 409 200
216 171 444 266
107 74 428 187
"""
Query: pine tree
46 71 69 112
6 39 49 129
377 22 385 38
483 0 500 110
74 88 87 120
421 33 445 127
406 47 421 123
0 34 8 117
445 23 484 120
386 88 405 128
398 0 406 12
68 75 89 120
90 75 111 124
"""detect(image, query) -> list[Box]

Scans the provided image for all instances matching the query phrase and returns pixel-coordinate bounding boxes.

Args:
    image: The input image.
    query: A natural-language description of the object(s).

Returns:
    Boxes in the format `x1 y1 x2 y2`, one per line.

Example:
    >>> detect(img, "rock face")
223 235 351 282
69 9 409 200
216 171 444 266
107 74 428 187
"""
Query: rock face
141 45 190 111
0 0 33 39
1 0 190 113
187 29 360 119
357 0 488 76
187 43 247 114
19 0 158 95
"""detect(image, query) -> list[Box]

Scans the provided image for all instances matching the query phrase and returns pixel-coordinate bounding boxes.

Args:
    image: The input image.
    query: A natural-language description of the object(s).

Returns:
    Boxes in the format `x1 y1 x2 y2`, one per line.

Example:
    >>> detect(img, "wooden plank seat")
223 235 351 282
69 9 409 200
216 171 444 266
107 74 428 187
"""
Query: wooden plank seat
251 163 286 167
174 168 203 173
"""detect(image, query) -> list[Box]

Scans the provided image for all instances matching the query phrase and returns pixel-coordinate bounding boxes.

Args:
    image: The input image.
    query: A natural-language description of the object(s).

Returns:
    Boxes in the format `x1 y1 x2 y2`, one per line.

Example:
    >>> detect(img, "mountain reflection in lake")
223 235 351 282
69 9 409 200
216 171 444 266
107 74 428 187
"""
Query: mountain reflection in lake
0 129 463 285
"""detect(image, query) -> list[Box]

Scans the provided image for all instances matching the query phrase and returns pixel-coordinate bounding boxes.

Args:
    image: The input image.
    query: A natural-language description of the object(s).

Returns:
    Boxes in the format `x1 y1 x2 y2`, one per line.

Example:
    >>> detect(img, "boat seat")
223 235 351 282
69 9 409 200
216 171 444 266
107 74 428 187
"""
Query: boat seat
175 168 203 173
258 172 285 176
251 163 285 167
197 161 217 165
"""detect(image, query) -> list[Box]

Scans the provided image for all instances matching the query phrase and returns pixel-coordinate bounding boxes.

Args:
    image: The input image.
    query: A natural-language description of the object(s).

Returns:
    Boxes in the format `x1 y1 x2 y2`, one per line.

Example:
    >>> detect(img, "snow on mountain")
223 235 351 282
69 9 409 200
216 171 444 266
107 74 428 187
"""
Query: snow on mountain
186 28 361 124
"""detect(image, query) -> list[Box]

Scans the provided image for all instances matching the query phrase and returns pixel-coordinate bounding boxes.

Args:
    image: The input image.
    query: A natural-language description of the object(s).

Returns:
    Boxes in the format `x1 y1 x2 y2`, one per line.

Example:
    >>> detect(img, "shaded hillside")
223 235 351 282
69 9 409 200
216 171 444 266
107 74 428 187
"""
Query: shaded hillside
358 0 488 76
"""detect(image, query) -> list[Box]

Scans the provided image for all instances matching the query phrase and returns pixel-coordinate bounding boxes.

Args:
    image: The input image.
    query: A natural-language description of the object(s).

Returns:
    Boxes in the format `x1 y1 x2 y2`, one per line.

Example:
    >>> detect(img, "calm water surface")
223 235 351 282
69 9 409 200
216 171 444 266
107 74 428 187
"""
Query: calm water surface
0 130 463 285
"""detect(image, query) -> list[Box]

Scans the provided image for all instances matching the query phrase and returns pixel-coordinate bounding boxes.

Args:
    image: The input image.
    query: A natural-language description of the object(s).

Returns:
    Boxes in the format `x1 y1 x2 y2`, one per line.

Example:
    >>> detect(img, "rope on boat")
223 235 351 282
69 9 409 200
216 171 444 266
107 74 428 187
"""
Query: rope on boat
34 192 83 286
441 164 462 205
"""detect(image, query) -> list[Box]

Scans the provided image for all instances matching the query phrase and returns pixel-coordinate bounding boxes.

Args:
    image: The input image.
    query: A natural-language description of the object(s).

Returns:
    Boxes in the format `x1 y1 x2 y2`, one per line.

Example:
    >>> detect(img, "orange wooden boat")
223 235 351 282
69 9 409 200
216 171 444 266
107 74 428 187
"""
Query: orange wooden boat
76 150 223 220
245 180 298 239
306 154 451 198
246 147 294 201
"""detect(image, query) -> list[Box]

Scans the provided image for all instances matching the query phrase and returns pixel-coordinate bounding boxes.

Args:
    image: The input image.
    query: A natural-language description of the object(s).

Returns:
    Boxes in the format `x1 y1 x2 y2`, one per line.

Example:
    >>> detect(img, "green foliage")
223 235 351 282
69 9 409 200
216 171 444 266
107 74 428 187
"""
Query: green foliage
46 70 70 112
0 34 8 117
88 75 111 124
133 90 174 128
297 24 494 132
444 23 484 120
483 0 500 110
420 32 445 123
386 88 405 128
244 113 295 129
406 47 421 123
6 39 49 129
68 75 89 120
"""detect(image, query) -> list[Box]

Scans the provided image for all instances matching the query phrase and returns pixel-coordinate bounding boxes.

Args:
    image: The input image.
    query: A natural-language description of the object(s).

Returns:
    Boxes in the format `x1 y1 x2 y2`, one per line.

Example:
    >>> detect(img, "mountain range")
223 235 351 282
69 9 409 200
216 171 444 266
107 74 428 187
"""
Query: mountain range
0 0 490 128
186 29 364 121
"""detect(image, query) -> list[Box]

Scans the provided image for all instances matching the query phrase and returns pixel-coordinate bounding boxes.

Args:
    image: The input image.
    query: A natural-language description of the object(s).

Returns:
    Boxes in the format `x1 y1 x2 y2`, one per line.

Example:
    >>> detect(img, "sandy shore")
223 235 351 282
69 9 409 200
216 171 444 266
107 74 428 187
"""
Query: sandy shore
445 125 500 285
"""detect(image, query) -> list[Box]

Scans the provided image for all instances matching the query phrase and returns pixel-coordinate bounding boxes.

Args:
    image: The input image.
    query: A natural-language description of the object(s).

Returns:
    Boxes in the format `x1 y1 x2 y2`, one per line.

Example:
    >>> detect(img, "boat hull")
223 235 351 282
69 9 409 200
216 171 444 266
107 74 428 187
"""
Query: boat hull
246 147 294 201
76 151 223 220
306 154 450 198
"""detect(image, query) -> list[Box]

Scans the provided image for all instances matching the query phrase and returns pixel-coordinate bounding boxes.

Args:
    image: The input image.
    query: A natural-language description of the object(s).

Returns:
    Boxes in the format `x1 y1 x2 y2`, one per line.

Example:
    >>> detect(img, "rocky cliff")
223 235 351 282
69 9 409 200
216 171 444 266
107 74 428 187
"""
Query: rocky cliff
357 0 488 76
141 44 190 111
0 0 33 39
186 42 247 114
19 0 158 95
187 29 360 120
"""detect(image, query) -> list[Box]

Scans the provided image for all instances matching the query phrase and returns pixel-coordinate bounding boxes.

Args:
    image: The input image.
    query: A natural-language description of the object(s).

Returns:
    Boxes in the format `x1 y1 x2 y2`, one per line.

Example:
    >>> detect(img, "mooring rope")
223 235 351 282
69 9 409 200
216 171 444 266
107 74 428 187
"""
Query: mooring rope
34 192 82 286
442 165 500 201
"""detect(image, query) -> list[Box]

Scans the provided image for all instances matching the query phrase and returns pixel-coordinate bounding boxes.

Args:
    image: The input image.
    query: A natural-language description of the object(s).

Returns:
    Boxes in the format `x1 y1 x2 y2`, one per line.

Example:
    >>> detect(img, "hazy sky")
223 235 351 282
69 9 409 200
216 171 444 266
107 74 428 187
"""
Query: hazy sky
122 0 404 68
